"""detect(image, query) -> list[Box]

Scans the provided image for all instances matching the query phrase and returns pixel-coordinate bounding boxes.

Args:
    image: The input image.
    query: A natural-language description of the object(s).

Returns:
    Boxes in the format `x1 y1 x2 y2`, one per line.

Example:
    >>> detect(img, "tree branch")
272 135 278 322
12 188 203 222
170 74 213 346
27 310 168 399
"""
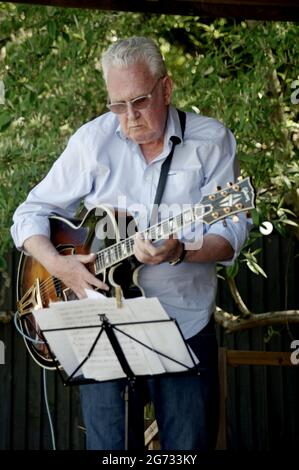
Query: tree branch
215 307 299 333
225 275 252 318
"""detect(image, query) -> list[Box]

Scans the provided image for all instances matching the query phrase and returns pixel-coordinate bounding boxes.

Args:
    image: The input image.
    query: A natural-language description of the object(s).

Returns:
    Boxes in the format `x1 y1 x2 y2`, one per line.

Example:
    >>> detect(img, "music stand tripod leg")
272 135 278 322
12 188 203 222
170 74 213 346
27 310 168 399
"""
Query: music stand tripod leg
124 383 129 451
100 314 136 450
124 379 137 451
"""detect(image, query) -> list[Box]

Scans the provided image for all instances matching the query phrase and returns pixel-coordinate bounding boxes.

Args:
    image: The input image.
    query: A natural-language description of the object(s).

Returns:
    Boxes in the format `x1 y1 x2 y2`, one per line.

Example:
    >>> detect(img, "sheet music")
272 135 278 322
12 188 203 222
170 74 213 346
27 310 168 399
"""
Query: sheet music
33 307 82 377
125 298 197 371
33 297 194 382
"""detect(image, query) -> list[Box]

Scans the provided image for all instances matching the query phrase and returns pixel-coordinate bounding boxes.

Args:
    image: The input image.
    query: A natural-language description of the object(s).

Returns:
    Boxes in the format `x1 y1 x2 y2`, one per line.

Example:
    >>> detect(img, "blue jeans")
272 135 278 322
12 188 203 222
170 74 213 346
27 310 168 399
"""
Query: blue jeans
80 318 219 450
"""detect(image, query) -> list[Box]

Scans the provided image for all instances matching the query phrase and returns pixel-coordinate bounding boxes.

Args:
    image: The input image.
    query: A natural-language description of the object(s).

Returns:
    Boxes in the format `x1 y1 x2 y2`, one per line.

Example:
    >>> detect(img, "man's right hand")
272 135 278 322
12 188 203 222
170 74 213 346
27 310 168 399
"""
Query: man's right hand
47 252 110 299
23 235 109 299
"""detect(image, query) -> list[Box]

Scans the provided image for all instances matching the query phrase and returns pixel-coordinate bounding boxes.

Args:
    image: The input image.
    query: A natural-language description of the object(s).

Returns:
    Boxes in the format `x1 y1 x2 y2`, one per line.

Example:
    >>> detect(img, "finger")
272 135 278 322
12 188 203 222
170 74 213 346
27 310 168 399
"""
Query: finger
135 238 167 261
92 279 110 291
157 238 180 255
74 282 90 299
77 290 88 300
134 237 153 256
144 240 170 257
142 239 161 256
75 278 108 299
134 243 164 265
134 243 152 264
85 271 109 291
76 253 96 264
134 235 147 249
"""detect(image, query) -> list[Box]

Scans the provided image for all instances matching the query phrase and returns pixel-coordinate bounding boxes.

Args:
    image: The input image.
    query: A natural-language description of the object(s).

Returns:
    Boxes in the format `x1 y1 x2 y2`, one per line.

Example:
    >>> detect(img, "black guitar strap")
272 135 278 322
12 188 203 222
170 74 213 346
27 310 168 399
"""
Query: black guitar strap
150 109 186 224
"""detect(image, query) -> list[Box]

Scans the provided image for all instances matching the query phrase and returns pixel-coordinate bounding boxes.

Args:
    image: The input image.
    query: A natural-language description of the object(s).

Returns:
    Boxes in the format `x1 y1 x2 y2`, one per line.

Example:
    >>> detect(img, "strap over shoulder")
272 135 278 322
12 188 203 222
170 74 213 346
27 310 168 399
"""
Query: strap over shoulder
177 108 186 140
151 108 186 222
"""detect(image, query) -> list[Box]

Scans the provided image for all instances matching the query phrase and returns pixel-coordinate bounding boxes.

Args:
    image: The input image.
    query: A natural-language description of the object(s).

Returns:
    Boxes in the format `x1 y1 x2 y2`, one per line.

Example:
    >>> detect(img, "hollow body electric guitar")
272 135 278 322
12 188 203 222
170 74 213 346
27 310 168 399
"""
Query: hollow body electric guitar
17 177 255 369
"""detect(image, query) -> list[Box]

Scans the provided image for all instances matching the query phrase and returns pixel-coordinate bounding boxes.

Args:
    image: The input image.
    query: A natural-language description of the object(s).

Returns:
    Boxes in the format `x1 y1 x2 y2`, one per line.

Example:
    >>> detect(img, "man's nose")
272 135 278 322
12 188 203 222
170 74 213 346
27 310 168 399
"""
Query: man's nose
126 102 140 119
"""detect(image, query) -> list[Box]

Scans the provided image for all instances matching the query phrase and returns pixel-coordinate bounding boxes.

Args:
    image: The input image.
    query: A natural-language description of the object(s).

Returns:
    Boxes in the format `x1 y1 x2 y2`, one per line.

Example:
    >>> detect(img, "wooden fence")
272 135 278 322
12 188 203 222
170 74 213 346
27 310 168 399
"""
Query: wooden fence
0 233 299 449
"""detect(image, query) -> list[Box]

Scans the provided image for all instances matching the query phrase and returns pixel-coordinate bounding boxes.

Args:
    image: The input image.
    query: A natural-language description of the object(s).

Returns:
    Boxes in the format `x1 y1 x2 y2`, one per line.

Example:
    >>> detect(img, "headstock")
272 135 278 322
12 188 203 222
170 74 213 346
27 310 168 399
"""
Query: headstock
196 176 255 225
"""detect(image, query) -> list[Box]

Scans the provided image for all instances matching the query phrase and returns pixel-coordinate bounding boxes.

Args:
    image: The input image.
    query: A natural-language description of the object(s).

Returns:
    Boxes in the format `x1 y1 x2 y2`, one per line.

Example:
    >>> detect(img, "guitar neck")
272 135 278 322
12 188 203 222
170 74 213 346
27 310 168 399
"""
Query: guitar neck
94 205 205 274
93 176 255 274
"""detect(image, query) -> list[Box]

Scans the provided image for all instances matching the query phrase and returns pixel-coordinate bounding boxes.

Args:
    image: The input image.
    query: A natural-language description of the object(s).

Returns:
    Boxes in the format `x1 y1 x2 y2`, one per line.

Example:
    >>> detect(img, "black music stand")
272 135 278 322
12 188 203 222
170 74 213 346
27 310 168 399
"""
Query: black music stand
36 299 200 450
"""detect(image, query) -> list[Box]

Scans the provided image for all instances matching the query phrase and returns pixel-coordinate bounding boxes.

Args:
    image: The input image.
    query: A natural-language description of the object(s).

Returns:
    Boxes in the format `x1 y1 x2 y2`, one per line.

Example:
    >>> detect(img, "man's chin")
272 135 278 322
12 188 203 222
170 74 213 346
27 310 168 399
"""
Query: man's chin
129 131 151 144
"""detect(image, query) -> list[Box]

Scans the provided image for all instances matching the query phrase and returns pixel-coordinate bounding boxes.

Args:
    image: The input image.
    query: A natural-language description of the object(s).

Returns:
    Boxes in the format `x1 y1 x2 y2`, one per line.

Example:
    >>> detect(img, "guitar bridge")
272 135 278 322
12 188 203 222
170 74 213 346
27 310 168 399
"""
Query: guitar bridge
17 278 43 317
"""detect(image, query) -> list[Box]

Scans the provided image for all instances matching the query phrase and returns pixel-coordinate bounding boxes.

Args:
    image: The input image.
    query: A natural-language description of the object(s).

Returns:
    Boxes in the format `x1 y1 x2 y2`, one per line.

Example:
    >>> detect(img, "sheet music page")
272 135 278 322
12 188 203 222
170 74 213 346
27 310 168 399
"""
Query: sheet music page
34 298 166 380
33 307 82 377
135 321 196 372
125 298 196 372
33 296 195 381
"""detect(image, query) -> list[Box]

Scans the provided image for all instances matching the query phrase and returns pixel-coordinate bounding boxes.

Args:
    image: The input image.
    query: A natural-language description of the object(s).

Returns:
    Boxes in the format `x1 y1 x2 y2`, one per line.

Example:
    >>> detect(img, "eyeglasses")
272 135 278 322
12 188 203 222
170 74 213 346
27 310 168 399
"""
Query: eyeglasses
106 76 164 114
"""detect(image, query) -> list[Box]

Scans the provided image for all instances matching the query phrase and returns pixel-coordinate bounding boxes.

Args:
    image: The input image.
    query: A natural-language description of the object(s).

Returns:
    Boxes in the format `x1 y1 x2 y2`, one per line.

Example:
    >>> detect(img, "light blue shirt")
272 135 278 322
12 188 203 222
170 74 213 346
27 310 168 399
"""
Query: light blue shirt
11 106 250 338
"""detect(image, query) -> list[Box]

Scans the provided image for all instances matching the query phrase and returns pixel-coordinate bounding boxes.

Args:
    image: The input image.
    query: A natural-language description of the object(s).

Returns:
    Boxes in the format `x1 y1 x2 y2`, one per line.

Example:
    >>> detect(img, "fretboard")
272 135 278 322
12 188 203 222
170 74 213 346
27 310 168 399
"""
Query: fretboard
94 205 205 274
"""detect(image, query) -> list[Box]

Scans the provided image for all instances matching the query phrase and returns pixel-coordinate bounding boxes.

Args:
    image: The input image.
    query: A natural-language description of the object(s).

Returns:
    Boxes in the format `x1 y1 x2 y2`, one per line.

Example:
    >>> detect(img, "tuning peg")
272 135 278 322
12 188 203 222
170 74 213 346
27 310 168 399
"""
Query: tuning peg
237 176 243 181
227 182 233 187
233 184 240 191
232 215 239 223
216 185 221 191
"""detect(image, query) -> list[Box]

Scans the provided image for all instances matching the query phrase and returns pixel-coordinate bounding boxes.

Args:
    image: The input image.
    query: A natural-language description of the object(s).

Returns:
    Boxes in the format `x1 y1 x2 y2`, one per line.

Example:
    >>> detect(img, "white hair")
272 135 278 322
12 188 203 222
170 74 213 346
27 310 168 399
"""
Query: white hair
101 36 167 82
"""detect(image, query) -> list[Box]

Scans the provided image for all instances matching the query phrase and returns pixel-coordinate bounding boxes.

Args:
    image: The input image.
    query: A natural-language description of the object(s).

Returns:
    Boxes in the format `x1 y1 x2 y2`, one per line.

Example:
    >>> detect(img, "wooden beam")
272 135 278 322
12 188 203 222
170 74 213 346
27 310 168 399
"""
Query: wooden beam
226 350 298 367
1 0 299 21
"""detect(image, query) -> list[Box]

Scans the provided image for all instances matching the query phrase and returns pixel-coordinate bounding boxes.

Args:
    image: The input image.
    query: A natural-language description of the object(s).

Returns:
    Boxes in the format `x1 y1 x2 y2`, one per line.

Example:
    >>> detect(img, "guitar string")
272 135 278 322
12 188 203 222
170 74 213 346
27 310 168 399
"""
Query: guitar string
36 235 137 295
20 193 250 326
19 197 245 342
20 216 186 338
26 202 236 301
23 208 202 300
29 206 215 301
93 210 193 268
32 236 136 295
36 240 135 297
37 213 188 291
37 229 177 297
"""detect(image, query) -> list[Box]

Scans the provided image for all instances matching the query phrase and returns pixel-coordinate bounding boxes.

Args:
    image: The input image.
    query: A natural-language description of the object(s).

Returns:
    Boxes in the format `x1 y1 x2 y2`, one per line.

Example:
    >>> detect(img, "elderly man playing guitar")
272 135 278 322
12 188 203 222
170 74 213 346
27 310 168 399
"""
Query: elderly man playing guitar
12 36 252 450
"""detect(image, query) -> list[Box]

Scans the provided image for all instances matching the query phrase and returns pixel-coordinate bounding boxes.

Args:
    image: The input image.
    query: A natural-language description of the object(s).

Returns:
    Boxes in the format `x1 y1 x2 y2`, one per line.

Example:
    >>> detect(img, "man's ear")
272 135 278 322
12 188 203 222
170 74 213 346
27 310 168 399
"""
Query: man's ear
163 75 173 105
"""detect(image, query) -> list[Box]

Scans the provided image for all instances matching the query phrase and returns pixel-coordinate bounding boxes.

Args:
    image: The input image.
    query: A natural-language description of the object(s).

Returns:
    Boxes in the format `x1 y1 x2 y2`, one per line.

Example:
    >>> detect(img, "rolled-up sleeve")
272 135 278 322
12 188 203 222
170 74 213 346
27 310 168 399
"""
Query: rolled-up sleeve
206 213 251 265
197 122 252 264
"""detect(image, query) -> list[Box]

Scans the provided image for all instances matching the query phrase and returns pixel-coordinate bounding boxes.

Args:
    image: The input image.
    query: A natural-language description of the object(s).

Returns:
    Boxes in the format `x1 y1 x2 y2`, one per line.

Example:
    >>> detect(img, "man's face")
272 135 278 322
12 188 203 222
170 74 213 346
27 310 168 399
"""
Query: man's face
106 62 173 146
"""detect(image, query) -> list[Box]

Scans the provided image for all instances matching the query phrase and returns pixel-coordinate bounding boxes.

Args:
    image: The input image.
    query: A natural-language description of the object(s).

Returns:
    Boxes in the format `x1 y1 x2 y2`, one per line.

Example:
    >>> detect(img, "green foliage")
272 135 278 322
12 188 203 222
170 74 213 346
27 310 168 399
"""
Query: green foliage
0 4 298 270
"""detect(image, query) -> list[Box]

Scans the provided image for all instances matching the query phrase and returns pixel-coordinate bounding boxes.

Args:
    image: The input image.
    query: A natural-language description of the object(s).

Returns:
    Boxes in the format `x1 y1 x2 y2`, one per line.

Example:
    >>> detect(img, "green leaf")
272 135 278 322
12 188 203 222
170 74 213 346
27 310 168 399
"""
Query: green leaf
47 20 57 39
0 256 7 271
280 208 297 216
247 260 267 278
281 219 299 227
0 112 12 131
62 31 70 42
225 262 239 278
251 209 260 226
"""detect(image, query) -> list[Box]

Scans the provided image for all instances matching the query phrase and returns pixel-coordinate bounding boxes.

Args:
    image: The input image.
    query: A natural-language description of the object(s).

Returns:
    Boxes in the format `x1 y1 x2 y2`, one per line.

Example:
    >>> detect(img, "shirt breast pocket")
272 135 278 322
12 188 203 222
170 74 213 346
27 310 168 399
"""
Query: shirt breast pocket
166 169 204 203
